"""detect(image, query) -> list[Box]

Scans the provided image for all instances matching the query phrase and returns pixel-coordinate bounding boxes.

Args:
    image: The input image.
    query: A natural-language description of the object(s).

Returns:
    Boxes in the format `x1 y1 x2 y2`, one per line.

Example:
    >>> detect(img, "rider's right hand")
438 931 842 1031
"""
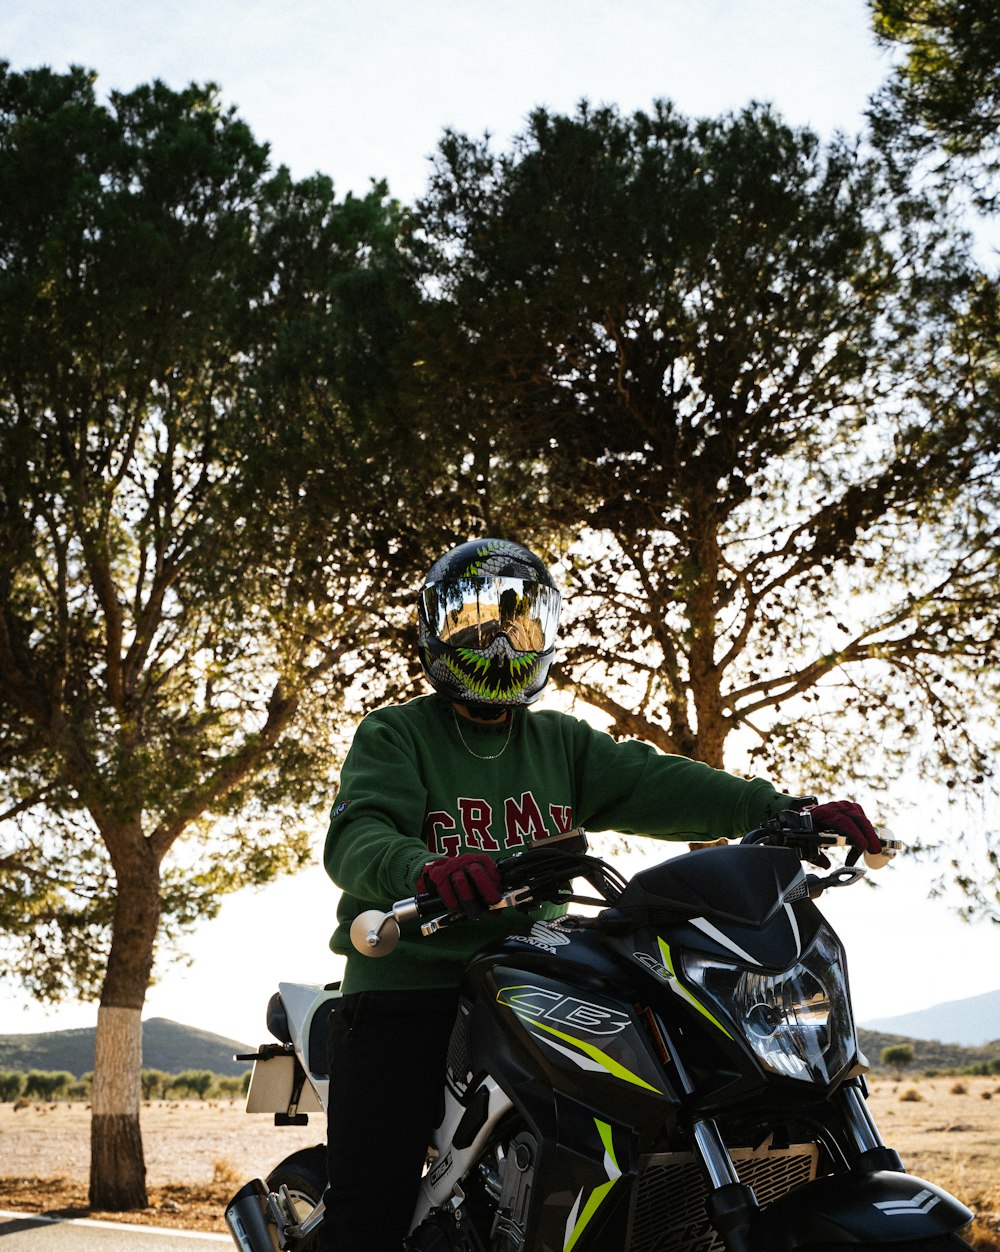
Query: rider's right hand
417 853 504 916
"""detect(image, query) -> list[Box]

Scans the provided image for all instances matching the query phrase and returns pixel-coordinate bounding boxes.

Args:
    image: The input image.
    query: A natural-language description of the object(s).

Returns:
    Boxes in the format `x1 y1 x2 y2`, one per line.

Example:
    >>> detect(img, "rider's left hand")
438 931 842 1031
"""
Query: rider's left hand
805 800 881 865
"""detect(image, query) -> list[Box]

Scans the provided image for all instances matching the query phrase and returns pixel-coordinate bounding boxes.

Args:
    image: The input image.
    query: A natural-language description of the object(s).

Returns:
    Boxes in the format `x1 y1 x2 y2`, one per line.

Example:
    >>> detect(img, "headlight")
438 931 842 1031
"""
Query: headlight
681 927 854 1084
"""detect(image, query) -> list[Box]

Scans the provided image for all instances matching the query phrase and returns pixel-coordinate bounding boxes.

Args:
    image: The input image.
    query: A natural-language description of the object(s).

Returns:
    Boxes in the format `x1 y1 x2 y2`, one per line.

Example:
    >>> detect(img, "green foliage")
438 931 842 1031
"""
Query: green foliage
417 100 999 835
881 1043 916 1077
0 62 442 1011
214 1074 245 1100
0 1069 24 1101
0 1062 251 1100
168 1069 214 1099
866 4 1000 920
140 1069 171 1100
964 1057 1000 1076
23 1069 75 1100
870 0 1000 206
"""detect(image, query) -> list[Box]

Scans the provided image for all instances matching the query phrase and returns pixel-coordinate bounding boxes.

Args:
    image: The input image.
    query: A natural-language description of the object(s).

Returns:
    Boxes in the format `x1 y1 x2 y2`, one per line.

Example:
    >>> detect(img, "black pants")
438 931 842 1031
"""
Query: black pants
317 988 460 1252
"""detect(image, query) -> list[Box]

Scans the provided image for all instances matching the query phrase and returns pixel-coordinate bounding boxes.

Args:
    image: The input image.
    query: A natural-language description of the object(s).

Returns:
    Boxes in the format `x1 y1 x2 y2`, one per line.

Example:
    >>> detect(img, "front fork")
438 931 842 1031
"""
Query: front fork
838 1080 905 1172
689 1118 760 1252
690 1081 902 1252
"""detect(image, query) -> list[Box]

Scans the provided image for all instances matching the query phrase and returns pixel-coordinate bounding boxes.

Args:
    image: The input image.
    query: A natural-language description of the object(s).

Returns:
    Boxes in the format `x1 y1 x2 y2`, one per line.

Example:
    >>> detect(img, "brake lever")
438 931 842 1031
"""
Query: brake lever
804 864 867 898
419 886 535 935
419 909 467 935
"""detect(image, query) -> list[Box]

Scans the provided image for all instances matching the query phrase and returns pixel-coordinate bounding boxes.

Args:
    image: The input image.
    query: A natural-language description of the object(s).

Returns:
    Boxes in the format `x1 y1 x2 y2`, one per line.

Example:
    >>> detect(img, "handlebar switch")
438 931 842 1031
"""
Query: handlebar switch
777 808 815 832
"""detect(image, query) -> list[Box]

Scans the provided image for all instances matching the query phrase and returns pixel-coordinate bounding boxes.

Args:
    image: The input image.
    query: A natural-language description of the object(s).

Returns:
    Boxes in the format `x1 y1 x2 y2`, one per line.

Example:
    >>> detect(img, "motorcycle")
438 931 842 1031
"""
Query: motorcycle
225 815 975 1251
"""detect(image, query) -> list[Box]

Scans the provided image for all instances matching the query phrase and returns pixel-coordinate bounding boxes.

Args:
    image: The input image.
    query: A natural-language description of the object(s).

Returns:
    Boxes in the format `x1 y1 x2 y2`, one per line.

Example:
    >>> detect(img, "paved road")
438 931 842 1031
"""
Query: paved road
0 1211 231 1250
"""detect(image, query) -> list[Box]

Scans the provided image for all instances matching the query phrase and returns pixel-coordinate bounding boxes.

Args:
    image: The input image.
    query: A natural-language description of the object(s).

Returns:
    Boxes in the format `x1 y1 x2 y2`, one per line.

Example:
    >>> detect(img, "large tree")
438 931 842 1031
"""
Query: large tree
416 103 998 867
865 0 1000 913
0 65 435 1207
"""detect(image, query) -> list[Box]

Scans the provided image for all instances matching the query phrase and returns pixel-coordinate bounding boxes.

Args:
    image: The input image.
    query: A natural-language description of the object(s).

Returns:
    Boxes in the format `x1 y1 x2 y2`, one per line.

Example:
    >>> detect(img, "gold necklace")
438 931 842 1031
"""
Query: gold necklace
452 708 514 761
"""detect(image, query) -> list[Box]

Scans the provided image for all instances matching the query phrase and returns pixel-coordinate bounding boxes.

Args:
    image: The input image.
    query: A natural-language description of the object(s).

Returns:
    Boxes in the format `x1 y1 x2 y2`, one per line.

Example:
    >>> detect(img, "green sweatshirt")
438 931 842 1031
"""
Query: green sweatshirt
325 694 795 993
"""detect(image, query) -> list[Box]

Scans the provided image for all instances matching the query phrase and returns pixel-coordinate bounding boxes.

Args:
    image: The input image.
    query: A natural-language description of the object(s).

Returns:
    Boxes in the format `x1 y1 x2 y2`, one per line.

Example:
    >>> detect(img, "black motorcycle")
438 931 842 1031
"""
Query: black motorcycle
226 816 974 1251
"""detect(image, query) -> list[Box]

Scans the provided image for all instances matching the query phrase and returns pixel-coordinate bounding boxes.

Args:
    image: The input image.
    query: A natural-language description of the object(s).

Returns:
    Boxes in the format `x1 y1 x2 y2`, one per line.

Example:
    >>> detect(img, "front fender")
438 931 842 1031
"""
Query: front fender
754 1170 973 1249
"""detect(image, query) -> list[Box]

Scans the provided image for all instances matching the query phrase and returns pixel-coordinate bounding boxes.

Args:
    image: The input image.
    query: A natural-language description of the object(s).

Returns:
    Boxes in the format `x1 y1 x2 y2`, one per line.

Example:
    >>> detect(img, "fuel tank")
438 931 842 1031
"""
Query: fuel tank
460 919 681 1138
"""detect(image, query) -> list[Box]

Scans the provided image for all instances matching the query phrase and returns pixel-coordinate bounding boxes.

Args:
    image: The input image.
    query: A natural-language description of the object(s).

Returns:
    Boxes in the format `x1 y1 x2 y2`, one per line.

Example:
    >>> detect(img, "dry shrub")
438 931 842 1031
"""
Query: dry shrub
212 1158 240 1184
899 1087 923 1102
967 1218 1000 1251
952 1081 968 1095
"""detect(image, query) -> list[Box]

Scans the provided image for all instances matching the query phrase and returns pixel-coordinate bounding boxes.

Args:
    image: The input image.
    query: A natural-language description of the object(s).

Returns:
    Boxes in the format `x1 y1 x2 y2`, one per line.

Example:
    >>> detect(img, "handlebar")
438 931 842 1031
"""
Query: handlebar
741 809 902 870
349 883 535 956
350 818 904 956
350 827 618 956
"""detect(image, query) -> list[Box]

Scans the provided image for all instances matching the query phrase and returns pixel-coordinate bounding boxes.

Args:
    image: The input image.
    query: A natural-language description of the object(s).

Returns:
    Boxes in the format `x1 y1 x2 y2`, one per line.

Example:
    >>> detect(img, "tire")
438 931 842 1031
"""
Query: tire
266 1143 326 1222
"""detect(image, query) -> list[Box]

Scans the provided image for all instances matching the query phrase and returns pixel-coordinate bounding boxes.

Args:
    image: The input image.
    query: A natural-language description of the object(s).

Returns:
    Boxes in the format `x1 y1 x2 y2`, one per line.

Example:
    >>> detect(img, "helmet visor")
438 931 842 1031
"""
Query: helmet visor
421 577 561 654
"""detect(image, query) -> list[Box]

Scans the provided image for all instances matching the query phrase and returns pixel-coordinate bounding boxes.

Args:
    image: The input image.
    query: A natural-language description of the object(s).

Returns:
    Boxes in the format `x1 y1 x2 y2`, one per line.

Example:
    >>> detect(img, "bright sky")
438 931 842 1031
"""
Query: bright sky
1 0 996 1049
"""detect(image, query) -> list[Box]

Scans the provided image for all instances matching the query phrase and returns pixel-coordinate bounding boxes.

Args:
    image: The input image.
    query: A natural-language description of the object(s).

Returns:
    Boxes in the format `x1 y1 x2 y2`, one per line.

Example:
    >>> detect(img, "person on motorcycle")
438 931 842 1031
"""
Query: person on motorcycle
319 537 879 1252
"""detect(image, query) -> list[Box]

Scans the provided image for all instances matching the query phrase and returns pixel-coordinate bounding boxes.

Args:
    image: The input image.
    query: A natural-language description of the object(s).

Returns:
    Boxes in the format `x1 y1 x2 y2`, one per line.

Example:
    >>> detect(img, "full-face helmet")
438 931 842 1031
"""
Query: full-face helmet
417 538 561 708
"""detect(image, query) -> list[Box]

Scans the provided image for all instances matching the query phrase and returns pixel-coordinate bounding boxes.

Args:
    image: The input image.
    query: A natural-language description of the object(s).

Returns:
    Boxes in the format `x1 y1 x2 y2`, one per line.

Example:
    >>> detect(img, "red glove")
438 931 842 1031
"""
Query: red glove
806 801 881 863
417 853 503 915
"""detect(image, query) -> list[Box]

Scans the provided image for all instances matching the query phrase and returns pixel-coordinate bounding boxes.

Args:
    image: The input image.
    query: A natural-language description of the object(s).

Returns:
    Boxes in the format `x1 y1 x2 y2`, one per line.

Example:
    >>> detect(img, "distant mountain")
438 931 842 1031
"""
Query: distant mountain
0 1018 253 1077
857 1027 999 1073
860 988 1000 1047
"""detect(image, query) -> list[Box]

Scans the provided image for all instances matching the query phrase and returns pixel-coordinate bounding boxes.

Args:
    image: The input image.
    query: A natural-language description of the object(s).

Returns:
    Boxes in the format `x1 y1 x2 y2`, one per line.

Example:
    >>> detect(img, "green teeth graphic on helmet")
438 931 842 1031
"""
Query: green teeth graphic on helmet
455 648 539 676
438 648 542 701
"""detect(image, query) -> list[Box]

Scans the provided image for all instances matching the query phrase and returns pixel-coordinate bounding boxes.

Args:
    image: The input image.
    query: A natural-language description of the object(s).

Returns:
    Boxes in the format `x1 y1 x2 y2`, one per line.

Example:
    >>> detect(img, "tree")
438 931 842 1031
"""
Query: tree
216 1074 245 1101
0 64 438 1208
417 103 999 840
23 1069 75 1100
169 1069 214 1100
0 1070 24 1102
140 1069 170 1101
867 1 1000 913
869 0 1000 207
880 1042 916 1080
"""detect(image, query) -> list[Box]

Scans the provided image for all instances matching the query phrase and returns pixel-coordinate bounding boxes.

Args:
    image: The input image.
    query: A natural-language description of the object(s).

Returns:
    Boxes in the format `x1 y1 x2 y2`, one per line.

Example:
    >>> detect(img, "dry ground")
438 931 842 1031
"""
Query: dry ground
0 1098 320 1232
0 1077 997 1242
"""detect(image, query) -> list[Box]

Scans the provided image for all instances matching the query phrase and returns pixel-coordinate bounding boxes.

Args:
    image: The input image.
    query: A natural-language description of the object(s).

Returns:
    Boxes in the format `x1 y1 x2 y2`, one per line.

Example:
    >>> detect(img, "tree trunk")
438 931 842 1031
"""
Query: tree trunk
89 844 161 1210
90 1004 146 1208
687 515 728 769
